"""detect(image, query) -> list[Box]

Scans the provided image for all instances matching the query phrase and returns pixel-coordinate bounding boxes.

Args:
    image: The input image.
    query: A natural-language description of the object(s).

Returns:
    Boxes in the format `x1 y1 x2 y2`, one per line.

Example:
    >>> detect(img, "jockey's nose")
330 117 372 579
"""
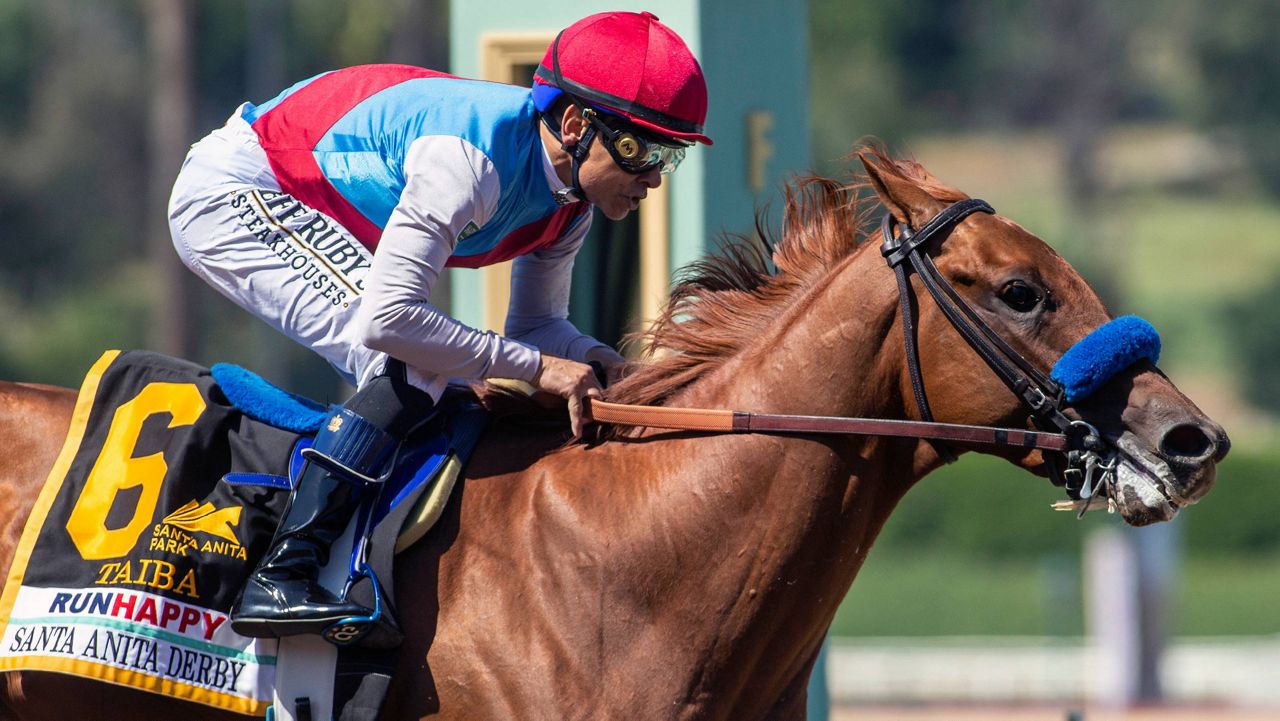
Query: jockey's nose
640 167 662 189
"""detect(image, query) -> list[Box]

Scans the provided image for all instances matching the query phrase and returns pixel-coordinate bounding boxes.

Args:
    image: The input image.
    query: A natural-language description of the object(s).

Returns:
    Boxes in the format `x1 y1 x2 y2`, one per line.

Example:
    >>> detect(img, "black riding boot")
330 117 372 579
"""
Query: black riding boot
231 406 397 638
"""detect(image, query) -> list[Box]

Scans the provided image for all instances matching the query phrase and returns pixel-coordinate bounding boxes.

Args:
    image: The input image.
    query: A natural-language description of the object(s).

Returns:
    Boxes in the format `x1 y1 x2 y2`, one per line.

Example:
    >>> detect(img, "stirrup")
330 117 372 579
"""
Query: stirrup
321 566 388 646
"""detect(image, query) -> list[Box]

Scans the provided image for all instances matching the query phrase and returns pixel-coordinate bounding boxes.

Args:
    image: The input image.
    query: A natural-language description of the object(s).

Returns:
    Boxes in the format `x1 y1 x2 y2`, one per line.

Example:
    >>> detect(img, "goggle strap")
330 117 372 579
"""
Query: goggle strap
566 123 595 203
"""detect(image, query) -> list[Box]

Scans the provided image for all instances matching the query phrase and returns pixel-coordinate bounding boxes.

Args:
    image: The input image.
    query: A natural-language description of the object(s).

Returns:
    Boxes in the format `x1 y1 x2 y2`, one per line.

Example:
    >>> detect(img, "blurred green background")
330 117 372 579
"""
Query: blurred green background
0 0 1276 639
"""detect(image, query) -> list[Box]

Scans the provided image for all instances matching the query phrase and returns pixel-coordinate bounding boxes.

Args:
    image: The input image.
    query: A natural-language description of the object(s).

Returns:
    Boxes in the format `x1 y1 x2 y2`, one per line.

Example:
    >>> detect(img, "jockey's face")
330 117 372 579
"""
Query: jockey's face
577 136 663 220
548 105 663 221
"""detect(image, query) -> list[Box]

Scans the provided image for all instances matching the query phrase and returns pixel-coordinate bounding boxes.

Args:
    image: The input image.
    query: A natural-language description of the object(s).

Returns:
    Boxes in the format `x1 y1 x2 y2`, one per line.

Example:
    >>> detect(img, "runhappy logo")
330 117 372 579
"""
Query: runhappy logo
230 190 374 308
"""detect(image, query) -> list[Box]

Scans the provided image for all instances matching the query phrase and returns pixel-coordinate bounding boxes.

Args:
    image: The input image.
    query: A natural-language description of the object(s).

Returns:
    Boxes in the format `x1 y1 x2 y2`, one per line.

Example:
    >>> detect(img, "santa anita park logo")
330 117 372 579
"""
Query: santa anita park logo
148 500 247 561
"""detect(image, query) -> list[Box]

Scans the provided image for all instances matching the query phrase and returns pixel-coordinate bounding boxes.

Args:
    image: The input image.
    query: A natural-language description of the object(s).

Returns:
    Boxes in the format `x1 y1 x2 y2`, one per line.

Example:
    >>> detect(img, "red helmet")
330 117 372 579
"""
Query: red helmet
533 11 712 146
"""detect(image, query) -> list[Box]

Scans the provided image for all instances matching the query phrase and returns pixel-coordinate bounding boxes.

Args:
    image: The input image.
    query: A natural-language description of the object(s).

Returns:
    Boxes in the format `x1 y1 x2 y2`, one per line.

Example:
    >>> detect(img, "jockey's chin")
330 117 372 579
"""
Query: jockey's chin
580 160 661 221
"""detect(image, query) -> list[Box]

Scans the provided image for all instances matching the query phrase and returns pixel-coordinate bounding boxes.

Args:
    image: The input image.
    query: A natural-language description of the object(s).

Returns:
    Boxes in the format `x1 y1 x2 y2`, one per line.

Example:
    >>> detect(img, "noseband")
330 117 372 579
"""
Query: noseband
586 199 1161 510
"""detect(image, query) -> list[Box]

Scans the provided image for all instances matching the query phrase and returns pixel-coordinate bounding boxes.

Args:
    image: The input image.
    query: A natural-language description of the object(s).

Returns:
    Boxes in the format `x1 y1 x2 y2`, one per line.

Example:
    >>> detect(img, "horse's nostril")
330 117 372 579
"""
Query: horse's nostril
1213 431 1232 462
1160 423 1214 461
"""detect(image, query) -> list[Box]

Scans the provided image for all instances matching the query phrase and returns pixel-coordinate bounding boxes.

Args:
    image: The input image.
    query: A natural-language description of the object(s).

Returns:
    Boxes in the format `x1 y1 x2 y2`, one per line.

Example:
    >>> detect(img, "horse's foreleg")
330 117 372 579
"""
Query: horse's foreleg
760 647 824 721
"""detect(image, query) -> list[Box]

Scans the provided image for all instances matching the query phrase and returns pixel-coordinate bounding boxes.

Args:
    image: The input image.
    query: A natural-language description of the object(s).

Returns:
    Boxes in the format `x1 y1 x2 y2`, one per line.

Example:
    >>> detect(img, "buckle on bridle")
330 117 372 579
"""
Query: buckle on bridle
1065 419 1105 453
1026 387 1049 411
1059 420 1116 515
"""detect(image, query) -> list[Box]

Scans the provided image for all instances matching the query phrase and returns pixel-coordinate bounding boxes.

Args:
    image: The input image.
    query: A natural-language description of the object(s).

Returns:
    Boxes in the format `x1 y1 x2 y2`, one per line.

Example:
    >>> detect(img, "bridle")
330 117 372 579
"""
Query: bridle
878 199 1110 500
586 199 1128 508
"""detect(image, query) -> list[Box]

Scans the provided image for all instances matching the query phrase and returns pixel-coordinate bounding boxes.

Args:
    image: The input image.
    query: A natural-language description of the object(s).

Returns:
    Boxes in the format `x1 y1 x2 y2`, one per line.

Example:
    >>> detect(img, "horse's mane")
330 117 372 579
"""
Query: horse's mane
605 144 968 412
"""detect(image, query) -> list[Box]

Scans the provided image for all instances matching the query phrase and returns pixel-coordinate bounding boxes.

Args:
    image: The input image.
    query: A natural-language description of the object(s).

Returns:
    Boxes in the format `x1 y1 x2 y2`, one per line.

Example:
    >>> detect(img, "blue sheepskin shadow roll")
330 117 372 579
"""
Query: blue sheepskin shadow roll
1050 315 1161 403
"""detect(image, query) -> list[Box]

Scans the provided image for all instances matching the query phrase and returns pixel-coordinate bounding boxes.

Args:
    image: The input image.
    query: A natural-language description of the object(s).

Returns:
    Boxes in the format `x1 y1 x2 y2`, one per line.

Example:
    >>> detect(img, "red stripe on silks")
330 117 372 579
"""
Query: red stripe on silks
445 205 590 269
252 65 457 251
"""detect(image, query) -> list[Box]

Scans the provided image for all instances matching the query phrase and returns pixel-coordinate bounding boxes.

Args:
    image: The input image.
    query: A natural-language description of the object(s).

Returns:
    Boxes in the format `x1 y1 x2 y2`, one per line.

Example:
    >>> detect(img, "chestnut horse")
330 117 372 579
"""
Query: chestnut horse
0 149 1228 720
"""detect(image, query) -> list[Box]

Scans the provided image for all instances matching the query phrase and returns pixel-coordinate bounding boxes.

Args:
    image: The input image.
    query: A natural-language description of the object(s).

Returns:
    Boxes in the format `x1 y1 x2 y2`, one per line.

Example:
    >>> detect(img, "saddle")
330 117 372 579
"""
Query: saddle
213 362 491 721
212 362 488 646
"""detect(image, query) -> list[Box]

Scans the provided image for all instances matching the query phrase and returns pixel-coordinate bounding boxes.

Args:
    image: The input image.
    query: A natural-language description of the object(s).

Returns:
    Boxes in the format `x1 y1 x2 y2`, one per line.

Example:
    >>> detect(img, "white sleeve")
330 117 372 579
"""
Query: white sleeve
504 211 614 361
357 135 542 381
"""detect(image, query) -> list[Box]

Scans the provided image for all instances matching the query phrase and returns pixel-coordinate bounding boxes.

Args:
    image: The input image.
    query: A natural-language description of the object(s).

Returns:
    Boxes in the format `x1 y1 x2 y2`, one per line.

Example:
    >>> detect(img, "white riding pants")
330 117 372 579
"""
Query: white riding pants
167 107 393 390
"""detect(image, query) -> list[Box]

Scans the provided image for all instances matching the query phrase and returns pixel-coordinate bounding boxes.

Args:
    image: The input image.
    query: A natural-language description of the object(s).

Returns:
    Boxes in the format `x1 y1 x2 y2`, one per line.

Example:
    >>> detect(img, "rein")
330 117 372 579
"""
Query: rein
585 399 1069 451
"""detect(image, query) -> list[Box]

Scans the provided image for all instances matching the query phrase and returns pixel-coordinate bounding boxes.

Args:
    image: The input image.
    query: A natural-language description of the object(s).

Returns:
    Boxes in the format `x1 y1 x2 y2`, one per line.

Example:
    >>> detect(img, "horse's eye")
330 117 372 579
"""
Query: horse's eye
999 280 1042 313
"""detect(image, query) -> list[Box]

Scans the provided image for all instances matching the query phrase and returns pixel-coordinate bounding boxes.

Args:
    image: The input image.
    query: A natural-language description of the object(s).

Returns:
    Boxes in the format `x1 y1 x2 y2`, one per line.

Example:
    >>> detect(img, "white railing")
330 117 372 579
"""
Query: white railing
826 636 1280 706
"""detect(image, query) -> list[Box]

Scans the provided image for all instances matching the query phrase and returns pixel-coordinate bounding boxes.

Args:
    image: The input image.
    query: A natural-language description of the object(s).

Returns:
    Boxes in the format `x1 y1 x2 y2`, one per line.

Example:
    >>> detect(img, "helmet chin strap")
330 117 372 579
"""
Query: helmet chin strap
563 123 596 205
542 109 595 206
546 28 596 206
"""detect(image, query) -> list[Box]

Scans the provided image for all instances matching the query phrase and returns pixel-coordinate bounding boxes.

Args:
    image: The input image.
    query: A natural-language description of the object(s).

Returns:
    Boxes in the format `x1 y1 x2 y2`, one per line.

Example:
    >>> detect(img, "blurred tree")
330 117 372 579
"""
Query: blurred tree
1190 0 1280 196
386 0 448 70
0 0 150 384
0 0 448 391
1226 276 1280 416
0 0 147 296
0 0 42 134
144 0 196 358
1036 0 1131 307
808 0 932 171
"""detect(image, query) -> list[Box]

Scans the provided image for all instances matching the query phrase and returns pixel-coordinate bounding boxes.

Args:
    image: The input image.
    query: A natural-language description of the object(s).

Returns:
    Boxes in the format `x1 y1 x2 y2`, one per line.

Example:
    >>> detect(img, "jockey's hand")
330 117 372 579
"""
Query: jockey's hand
532 354 603 438
584 346 630 387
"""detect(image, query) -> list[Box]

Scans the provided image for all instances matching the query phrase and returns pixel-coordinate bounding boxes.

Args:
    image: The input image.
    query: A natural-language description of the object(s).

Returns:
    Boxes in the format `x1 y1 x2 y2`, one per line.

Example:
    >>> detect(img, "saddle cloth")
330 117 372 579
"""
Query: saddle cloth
0 350 295 714
0 350 484 717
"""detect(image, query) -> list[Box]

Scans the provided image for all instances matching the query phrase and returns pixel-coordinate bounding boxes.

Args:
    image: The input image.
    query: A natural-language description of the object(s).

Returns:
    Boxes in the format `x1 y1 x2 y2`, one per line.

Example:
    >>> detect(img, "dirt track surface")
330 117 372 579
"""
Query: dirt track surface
831 705 1279 720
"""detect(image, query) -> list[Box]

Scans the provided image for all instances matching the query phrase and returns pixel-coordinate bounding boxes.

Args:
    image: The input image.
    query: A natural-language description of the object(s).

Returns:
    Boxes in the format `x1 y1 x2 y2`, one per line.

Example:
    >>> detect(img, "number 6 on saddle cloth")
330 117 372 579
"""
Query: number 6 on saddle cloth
212 363 489 649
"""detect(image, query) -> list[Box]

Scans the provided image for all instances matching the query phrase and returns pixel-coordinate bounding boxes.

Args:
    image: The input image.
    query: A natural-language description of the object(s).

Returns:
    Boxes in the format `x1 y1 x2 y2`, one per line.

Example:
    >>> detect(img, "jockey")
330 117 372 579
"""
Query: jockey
167 10 711 639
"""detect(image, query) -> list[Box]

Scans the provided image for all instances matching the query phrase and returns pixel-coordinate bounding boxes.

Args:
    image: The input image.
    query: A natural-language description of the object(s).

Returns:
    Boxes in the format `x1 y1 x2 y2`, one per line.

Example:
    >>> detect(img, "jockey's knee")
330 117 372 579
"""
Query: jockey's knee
343 359 435 438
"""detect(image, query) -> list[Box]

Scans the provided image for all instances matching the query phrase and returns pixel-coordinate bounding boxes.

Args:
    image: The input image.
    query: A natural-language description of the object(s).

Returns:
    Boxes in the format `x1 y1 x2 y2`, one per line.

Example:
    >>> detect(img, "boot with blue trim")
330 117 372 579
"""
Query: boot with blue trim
231 407 397 638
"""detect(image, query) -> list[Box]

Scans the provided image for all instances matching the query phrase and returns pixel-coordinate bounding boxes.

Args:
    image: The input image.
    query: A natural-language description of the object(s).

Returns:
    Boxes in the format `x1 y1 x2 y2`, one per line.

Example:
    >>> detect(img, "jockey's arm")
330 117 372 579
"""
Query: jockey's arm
357 136 615 434
358 136 541 385
506 215 628 378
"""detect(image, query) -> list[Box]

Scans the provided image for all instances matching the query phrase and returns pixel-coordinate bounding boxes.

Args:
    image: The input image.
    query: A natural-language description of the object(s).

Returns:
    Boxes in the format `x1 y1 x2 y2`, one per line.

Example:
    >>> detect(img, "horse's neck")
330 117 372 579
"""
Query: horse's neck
680 250 903 416
632 248 933 704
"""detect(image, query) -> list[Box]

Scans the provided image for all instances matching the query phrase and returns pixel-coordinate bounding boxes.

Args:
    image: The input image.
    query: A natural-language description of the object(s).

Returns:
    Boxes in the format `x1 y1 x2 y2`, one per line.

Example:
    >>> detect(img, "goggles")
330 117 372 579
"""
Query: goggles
582 108 688 176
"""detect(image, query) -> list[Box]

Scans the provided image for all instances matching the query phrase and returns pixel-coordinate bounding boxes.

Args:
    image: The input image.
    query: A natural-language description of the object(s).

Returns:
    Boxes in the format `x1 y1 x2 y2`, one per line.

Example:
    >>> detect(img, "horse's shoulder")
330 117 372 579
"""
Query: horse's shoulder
0 382 75 441
0 381 76 412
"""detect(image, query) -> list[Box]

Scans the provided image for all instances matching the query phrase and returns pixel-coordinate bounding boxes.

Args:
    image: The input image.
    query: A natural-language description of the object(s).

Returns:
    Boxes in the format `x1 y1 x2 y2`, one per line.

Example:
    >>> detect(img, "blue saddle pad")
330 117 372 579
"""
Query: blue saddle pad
211 363 329 434
212 361 488 538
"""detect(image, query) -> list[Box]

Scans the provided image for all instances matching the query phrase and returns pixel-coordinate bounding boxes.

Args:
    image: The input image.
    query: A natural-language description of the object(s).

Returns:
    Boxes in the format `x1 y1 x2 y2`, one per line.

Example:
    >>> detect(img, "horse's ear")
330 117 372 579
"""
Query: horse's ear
858 151 945 227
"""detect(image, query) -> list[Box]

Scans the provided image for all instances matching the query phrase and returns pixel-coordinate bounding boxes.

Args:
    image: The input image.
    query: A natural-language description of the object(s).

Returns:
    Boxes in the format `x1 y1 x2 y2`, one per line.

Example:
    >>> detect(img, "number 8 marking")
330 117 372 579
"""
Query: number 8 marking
65 382 207 560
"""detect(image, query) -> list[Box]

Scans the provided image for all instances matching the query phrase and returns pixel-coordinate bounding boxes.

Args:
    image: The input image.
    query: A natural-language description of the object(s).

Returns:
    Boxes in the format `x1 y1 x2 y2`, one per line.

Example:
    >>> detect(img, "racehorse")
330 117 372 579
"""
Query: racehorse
0 148 1228 720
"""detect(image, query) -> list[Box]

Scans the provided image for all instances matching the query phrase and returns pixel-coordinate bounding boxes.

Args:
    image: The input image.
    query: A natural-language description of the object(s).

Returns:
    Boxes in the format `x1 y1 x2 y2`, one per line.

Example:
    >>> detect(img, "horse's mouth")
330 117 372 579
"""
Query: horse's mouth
1111 453 1180 526
1057 432 1216 527
1109 432 1219 526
